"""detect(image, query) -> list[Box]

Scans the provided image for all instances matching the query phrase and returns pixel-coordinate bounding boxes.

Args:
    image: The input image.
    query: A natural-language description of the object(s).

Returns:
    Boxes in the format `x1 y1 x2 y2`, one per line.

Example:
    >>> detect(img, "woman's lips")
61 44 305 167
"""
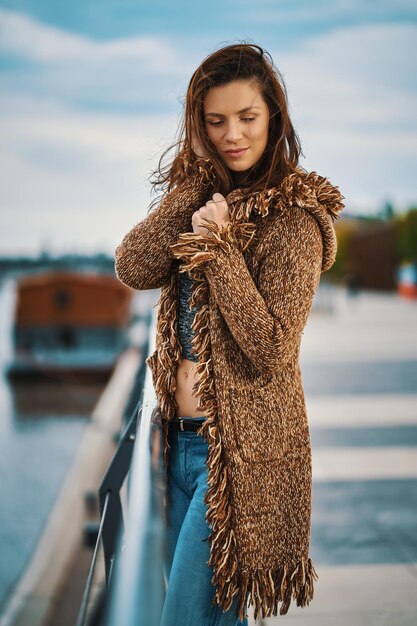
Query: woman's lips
224 148 248 158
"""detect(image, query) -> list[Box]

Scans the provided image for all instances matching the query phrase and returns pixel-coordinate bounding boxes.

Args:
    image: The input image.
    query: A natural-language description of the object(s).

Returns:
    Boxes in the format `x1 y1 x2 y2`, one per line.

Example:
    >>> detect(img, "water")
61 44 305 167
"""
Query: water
0 278 105 613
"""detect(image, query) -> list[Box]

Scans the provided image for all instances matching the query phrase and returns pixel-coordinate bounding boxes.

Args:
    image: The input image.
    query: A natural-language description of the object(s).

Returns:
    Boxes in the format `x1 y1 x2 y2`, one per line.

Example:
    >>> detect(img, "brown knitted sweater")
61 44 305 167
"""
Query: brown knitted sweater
114 154 345 620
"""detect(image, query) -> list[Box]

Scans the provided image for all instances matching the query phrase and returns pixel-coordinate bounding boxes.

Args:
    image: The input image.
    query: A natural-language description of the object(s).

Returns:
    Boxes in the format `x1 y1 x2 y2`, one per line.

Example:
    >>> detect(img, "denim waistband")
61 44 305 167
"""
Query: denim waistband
168 416 207 438
173 416 207 421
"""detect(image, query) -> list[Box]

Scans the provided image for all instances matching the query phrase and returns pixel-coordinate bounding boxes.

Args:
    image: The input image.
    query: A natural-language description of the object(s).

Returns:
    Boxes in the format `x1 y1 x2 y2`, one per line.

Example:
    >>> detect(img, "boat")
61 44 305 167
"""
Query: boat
5 270 134 382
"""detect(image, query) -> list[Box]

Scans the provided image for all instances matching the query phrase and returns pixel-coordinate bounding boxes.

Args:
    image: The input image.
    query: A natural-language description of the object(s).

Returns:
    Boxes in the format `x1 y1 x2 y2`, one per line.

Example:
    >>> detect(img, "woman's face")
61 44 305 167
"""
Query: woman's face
203 79 269 174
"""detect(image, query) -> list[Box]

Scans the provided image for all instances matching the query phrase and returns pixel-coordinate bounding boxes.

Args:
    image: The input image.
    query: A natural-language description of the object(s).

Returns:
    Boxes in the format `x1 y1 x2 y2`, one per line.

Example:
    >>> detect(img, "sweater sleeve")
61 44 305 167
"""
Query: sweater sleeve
169 207 323 376
114 156 216 290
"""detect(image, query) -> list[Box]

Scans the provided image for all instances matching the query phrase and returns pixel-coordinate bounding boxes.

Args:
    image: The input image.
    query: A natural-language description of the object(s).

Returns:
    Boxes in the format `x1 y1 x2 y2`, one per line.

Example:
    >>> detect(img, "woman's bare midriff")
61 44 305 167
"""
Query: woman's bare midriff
175 358 205 418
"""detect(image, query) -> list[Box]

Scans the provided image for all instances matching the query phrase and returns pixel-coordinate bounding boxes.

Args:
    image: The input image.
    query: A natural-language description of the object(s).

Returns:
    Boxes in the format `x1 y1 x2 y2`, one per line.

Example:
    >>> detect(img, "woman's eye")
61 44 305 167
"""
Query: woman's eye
208 118 255 127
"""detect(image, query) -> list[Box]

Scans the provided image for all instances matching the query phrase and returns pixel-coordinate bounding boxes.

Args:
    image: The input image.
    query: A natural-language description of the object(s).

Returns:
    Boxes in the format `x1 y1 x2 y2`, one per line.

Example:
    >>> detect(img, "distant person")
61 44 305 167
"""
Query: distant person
115 42 345 624
347 272 360 296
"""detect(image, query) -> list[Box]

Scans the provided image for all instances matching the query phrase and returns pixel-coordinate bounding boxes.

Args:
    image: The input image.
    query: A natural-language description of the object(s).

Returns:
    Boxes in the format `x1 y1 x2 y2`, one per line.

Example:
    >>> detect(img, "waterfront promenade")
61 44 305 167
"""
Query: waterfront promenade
2 284 415 626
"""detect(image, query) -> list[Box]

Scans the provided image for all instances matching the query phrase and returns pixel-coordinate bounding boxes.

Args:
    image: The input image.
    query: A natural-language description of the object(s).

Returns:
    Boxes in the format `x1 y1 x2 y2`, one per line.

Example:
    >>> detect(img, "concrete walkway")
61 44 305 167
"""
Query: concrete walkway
249 562 417 625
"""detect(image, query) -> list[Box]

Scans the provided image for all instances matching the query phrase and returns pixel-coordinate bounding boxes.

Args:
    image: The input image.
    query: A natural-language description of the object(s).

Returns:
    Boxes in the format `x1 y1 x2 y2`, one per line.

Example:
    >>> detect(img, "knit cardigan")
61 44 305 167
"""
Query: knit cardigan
114 154 345 621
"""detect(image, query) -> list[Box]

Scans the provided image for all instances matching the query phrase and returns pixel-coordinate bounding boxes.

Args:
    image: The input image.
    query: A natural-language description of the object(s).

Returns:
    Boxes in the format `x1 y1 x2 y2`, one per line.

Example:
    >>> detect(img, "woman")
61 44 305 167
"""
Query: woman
115 43 344 624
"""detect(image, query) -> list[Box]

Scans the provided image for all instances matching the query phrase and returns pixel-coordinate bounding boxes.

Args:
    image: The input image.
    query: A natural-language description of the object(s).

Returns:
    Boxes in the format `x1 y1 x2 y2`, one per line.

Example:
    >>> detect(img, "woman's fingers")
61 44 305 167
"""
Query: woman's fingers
190 117 207 158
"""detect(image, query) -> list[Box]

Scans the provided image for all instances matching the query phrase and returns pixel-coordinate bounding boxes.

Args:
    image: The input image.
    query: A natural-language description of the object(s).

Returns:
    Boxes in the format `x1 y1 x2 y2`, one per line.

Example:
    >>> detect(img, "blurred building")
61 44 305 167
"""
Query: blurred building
335 217 397 290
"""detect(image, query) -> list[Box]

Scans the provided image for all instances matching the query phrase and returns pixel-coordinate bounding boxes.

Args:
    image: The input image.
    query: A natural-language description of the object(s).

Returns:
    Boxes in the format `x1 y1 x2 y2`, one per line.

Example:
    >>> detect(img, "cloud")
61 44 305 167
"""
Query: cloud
239 0 417 23
275 22 417 126
262 22 417 209
0 109 183 255
0 8 195 111
0 8 416 254
0 8 180 68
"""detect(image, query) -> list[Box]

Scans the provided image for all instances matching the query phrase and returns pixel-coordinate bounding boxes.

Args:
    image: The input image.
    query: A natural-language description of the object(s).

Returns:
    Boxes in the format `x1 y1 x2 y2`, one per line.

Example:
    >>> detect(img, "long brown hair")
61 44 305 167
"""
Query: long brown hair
148 41 304 211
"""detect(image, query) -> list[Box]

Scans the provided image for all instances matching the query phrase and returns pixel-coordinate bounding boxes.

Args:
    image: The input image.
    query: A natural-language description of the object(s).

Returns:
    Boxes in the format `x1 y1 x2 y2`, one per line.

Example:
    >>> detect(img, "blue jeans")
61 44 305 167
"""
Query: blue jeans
160 417 249 626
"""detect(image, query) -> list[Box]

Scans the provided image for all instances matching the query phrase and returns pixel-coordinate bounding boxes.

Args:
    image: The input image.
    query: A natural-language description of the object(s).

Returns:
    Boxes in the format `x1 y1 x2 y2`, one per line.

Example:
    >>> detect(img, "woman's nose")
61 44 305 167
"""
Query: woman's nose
224 120 243 142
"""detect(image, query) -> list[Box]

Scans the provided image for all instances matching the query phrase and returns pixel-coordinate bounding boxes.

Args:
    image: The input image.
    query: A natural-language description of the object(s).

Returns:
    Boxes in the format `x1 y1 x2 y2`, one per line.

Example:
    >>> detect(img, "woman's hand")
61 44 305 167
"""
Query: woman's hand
192 193 230 237
191 119 208 159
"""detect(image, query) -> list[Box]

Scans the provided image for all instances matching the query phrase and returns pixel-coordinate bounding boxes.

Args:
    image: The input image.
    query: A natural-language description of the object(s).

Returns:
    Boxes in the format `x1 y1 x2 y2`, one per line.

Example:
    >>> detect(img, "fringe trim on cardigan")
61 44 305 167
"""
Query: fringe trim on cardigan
169 220 319 621
182 259 243 614
151 153 219 465
170 219 257 270
176 152 345 228
224 168 345 223
280 170 345 222
151 272 180 471
234 557 319 620
177 152 217 187
170 221 245 616
177 151 344 225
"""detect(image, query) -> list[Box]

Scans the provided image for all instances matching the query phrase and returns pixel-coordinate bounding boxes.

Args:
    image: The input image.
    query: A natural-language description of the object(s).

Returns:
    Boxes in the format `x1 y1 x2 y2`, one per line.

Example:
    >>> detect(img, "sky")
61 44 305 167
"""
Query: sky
0 1 416 255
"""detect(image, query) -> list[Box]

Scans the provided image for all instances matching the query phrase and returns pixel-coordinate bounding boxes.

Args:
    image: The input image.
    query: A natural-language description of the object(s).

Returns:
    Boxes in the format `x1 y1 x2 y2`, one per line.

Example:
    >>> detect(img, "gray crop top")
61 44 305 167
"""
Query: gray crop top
177 270 200 362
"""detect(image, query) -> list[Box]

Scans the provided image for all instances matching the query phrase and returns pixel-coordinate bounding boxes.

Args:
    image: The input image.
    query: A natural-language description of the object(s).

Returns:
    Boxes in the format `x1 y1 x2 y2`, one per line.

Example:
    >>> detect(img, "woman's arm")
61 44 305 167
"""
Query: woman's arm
114 157 216 291
169 206 323 376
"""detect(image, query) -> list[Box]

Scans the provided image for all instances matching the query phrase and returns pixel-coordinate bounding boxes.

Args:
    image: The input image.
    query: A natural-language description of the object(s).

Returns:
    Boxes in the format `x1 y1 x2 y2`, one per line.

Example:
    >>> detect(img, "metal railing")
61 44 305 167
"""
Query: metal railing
76 307 166 626
103 365 165 625
75 384 145 626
